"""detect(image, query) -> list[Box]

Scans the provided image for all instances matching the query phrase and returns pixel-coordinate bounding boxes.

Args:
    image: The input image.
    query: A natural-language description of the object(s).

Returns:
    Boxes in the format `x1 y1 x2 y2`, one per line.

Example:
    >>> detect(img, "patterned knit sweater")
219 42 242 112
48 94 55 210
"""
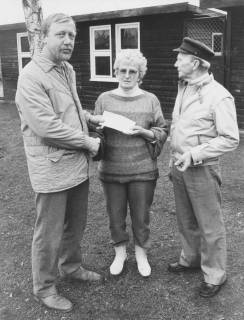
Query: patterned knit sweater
94 90 168 182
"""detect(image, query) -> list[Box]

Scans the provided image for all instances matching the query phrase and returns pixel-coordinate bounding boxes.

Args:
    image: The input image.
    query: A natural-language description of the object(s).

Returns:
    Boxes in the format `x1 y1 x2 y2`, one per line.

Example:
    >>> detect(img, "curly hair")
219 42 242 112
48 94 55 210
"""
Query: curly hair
113 49 148 84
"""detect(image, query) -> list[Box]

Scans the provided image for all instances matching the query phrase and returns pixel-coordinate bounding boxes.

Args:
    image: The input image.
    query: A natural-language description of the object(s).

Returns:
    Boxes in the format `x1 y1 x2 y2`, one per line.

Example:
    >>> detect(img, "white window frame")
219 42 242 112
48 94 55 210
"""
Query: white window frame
89 22 140 82
115 22 140 55
89 25 114 82
17 32 31 73
212 32 223 56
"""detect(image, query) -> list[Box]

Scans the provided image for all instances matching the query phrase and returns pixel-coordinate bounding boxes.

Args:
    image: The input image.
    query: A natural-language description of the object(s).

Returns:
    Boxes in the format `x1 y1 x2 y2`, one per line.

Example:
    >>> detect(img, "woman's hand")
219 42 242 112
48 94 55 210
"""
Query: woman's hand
127 125 155 141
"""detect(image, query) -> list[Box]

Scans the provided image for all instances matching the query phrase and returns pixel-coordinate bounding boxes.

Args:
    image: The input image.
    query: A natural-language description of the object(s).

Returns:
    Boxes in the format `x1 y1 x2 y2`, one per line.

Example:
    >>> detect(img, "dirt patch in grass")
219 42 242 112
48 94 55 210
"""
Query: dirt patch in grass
0 102 244 320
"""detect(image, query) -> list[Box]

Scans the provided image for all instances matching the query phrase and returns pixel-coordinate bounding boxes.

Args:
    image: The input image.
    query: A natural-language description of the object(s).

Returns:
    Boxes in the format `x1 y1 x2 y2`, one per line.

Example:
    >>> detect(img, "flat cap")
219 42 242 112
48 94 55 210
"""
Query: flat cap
173 37 215 62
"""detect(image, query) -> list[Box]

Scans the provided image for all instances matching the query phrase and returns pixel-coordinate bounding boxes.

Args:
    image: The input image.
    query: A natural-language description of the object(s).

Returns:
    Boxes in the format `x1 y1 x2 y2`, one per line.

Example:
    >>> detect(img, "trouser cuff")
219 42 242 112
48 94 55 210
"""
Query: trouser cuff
33 285 57 298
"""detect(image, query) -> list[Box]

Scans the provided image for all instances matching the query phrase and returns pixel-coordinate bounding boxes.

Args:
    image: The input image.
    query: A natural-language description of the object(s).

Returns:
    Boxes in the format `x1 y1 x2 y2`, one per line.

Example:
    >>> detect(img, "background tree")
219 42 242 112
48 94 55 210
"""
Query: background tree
22 0 43 57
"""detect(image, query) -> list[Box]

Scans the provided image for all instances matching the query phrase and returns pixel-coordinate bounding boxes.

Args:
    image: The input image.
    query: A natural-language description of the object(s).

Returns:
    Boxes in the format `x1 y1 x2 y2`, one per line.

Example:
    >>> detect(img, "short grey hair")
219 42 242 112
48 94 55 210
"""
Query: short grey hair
41 13 76 37
114 49 148 84
191 55 211 71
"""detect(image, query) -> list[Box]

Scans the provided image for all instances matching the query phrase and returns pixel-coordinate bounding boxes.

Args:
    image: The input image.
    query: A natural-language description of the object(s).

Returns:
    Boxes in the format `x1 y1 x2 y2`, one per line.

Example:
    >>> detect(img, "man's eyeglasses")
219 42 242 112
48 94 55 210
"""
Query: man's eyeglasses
118 68 138 76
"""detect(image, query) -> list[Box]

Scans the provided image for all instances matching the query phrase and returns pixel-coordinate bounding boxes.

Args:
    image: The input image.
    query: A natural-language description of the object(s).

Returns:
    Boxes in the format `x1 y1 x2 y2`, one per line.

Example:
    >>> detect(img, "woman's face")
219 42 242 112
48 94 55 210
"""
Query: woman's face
116 62 140 90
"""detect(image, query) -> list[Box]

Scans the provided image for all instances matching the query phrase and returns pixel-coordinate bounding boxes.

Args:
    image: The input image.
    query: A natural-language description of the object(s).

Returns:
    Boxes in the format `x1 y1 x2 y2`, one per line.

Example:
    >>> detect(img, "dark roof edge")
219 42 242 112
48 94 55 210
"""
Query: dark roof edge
72 3 210 22
187 4 226 16
0 22 26 31
200 0 244 9
0 2 224 31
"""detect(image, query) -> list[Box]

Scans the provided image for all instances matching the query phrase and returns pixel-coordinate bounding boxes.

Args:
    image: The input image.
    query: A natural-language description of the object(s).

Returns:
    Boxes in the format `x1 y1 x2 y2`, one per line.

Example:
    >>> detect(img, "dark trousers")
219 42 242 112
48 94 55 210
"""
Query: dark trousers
102 180 156 248
32 180 89 297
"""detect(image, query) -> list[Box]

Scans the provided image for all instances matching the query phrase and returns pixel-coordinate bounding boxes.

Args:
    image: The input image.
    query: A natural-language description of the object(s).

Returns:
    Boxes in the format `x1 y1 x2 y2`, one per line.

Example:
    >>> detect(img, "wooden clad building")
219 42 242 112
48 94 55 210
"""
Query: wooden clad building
0 2 226 124
201 0 244 130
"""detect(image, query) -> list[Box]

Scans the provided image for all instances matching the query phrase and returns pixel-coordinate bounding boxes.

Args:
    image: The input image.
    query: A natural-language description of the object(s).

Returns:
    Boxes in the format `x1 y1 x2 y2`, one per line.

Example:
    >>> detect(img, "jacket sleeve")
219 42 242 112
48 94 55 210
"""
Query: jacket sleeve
190 97 239 163
16 73 99 152
147 96 169 159
94 95 104 116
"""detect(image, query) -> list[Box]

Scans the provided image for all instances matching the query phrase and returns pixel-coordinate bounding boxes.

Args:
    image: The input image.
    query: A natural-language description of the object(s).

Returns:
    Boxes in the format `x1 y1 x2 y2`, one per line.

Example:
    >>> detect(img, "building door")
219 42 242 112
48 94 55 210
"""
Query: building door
184 16 226 85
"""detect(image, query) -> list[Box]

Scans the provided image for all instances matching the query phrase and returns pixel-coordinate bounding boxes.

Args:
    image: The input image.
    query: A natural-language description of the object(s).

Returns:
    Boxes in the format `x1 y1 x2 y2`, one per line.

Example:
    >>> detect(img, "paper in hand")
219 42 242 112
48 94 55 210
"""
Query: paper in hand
102 111 135 134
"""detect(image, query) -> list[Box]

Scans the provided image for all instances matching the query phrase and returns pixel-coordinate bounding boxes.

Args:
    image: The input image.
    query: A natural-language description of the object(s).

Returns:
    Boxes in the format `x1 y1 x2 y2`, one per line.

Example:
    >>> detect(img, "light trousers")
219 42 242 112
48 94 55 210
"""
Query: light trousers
171 164 226 285
32 180 89 297
102 180 156 249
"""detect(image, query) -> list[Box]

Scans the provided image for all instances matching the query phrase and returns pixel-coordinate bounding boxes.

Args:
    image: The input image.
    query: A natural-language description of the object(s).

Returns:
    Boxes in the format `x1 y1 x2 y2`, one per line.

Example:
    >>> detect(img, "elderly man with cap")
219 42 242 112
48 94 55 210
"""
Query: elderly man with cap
168 37 239 297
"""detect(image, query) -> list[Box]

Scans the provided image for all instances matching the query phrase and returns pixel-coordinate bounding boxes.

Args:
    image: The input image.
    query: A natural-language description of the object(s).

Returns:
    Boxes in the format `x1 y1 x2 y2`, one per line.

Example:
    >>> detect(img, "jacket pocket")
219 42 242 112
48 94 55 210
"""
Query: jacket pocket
46 150 65 162
48 88 73 114
191 111 214 130
209 165 222 186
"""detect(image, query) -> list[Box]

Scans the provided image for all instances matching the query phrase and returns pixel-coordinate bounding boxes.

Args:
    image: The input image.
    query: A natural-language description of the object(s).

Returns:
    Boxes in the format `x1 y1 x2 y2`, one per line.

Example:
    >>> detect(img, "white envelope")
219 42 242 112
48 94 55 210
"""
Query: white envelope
102 111 135 134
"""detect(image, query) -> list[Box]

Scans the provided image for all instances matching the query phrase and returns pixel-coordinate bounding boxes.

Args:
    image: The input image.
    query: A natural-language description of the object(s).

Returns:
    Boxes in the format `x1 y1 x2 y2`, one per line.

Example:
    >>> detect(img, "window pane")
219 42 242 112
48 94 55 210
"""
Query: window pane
95 30 110 50
22 57 31 68
121 28 138 49
95 56 110 76
21 36 30 52
213 34 223 53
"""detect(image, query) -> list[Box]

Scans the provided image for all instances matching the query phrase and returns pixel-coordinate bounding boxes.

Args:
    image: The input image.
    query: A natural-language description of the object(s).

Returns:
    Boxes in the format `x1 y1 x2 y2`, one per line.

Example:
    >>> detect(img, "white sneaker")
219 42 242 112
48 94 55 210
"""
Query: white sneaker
135 245 151 277
110 245 127 275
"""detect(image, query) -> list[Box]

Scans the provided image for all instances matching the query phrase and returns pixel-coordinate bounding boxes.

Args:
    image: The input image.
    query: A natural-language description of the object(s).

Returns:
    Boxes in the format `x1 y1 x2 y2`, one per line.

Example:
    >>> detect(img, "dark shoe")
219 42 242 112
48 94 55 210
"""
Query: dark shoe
199 281 226 298
168 262 199 273
34 294 73 312
65 266 102 282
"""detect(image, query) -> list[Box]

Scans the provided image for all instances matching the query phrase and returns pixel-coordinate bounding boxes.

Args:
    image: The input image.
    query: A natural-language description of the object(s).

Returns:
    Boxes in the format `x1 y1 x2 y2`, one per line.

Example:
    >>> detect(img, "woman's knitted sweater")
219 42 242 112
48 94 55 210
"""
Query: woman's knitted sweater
94 90 168 182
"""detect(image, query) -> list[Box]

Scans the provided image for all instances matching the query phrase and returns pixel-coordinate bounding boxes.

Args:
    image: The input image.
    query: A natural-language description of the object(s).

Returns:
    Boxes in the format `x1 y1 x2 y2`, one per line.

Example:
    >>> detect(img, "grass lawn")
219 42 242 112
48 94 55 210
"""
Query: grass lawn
0 102 244 320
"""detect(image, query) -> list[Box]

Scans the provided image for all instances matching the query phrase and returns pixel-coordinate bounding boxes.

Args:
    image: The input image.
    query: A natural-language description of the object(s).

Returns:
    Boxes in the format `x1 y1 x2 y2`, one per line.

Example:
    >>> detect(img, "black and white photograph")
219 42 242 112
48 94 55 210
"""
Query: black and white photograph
0 0 243 319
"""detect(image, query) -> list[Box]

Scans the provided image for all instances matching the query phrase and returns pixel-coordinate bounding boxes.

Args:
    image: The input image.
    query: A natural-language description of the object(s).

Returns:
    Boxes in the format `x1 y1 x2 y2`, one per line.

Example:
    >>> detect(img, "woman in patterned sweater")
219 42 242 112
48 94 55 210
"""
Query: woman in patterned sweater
95 49 168 277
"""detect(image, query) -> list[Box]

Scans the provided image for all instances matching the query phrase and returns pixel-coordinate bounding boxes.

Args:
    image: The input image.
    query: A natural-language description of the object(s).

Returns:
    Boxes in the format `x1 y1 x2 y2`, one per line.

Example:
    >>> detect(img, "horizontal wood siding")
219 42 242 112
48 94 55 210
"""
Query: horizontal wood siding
140 14 185 120
72 21 116 110
230 8 244 129
72 13 188 120
0 29 25 100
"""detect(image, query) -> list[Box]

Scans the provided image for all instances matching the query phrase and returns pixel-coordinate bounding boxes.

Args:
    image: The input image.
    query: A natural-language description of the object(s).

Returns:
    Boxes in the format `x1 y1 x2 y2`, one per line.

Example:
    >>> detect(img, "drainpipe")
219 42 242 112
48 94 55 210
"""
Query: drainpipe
224 9 231 90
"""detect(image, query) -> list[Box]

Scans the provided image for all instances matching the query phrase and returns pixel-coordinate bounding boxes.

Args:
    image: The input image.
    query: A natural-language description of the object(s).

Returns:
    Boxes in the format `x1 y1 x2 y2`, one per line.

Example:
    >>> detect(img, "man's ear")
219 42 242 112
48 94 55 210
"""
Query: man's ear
193 59 200 71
